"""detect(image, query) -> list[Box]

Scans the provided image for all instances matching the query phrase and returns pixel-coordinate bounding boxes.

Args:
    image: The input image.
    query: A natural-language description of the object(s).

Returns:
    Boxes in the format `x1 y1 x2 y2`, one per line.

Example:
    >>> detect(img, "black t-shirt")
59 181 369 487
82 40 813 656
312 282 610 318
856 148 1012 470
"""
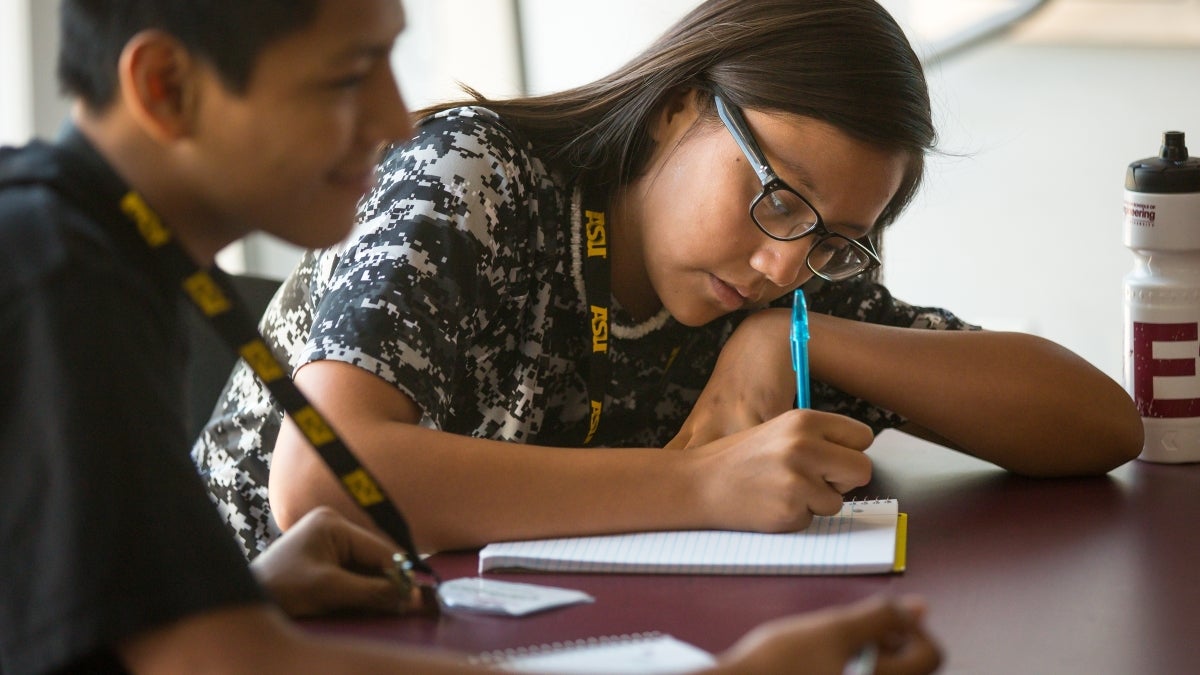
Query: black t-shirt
0 131 264 674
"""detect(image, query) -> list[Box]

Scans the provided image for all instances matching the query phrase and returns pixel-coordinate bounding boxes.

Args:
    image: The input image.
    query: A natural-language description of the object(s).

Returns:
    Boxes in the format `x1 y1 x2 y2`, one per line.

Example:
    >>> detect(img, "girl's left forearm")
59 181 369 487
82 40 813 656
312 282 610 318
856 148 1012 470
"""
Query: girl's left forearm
808 313 1143 476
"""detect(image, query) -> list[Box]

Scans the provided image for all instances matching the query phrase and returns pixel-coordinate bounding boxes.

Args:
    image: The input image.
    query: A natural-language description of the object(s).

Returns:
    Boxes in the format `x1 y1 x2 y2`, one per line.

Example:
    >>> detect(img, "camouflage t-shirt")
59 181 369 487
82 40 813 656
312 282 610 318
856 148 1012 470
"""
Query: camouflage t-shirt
191 107 978 558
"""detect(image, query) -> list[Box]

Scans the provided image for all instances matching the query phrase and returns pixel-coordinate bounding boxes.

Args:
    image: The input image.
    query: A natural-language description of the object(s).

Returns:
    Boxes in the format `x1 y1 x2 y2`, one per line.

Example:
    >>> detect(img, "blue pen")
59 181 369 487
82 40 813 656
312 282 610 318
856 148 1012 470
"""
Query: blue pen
796 288 876 675
791 288 811 409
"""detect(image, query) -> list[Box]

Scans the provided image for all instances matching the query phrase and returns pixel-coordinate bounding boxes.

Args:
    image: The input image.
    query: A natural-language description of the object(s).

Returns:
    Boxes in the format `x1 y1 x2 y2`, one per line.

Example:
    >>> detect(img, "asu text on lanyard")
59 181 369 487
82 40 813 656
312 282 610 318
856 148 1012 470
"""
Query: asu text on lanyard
582 187 610 446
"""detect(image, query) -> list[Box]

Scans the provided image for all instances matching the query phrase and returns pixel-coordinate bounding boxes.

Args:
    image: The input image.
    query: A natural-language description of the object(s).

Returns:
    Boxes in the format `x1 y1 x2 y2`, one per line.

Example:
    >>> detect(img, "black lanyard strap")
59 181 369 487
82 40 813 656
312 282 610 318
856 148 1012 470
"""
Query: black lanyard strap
128 199 437 579
579 185 611 446
574 184 694 449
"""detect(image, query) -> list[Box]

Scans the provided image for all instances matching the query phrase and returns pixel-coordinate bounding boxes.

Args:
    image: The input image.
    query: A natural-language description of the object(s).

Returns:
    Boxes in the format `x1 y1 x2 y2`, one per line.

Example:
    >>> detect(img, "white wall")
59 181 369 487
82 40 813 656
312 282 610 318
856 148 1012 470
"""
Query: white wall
885 41 1200 381
28 0 66 138
0 0 65 145
519 0 697 94
516 0 1046 93
0 0 33 147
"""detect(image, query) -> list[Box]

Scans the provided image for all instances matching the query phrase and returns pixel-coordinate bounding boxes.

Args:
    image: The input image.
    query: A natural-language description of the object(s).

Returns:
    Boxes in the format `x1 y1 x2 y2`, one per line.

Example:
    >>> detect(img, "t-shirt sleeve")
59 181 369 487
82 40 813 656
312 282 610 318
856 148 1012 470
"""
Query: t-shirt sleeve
802 276 981 431
0 245 263 672
298 109 539 424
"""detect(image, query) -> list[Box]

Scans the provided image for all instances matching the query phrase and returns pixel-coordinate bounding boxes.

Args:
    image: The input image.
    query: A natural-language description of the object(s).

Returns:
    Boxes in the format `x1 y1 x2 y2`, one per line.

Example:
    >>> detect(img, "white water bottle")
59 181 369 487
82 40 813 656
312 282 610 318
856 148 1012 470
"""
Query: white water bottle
1123 130 1200 463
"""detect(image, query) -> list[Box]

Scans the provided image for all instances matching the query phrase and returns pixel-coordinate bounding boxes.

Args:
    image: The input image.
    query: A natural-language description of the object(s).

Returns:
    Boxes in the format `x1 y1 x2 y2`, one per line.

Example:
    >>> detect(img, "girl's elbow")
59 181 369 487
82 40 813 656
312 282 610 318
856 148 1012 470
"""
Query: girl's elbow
267 450 320 532
268 479 304 532
1106 407 1145 469
1060 399 1144 476
1070 372 1145 475
1095 384 1145 471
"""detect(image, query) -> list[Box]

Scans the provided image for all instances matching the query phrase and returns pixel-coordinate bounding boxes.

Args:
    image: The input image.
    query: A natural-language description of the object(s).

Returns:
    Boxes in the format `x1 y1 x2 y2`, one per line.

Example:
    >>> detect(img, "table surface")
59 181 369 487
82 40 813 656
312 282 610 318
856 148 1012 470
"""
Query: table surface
305 430 1200 674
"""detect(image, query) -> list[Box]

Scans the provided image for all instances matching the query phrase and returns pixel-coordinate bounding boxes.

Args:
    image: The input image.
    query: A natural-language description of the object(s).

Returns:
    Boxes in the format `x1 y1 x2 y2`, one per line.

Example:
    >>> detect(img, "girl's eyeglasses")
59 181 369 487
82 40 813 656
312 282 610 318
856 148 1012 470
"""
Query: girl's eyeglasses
713 91 881 282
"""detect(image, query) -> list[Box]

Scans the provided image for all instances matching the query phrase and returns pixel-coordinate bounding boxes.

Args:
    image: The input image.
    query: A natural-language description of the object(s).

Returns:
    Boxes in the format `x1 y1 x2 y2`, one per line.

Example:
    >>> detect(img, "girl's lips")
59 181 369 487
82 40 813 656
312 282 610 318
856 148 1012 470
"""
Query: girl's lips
709 273 748 311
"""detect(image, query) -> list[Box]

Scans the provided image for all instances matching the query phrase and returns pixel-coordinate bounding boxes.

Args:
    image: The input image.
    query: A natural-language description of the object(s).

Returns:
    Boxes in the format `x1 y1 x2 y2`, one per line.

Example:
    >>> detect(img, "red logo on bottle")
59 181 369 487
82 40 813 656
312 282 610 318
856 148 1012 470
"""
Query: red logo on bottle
1132 321 1200 417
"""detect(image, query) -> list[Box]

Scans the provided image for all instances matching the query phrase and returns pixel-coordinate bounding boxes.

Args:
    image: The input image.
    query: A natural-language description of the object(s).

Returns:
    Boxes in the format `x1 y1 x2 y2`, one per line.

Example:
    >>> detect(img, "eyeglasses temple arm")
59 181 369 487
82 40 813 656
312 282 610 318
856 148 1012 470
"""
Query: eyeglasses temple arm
713 94 777 186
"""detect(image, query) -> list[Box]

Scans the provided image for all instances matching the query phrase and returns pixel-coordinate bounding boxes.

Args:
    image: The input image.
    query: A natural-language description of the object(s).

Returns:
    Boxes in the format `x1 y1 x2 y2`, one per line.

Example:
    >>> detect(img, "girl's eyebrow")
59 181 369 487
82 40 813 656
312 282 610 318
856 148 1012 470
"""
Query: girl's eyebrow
769 162 874 239
826 220 875 240
770 156 823 201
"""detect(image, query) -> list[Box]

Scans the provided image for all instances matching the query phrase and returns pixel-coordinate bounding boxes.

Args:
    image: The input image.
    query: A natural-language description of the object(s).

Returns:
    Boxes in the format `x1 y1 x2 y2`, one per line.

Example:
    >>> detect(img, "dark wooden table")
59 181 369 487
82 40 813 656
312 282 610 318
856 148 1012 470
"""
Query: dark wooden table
306 430 1200 673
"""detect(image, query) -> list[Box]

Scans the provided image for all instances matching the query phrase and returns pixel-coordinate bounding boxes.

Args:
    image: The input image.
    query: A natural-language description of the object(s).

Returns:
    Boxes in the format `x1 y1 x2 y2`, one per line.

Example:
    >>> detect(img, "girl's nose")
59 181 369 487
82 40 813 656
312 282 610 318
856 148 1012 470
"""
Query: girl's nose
749 238 810 288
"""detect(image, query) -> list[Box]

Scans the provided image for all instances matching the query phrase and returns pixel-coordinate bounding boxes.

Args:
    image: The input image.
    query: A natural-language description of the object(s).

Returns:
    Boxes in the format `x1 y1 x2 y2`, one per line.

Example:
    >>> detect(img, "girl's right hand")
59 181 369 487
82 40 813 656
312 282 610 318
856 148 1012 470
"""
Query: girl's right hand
684 408 874 532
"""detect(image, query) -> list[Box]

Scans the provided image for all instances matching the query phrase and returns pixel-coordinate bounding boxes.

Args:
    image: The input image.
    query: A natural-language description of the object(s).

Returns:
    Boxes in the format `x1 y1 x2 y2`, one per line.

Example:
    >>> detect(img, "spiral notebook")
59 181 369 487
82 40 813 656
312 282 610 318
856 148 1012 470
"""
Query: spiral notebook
469 632 716 673
479 499 906 575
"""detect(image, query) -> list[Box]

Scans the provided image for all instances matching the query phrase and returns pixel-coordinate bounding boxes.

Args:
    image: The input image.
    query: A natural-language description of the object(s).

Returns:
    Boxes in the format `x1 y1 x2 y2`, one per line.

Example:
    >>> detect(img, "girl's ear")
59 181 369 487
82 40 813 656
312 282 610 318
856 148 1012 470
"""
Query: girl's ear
648 87 703 144
116 30 202 143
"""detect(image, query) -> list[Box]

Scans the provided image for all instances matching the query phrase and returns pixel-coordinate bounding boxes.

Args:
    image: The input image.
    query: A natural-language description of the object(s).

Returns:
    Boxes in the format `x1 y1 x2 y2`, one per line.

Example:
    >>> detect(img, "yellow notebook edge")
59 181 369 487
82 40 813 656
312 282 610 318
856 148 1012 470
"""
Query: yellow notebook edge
892 512 908 573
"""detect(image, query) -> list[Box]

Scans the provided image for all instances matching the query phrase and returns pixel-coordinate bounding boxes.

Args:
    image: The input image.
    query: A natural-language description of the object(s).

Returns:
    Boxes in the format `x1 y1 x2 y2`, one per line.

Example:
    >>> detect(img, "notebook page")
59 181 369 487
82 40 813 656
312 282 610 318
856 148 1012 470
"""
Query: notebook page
479 499 899 575
471 633 716 674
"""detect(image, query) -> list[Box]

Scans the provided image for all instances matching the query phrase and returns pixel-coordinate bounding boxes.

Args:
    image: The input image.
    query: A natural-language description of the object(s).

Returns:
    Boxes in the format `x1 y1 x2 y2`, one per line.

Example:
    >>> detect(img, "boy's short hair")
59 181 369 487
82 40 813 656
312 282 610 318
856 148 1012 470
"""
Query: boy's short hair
58 0 322 110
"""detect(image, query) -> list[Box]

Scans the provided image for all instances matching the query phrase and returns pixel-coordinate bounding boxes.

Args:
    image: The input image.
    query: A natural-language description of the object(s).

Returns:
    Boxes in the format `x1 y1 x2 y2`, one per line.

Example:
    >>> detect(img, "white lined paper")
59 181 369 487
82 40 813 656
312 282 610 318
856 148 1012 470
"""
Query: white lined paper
471 632 716 674
479 499 900 575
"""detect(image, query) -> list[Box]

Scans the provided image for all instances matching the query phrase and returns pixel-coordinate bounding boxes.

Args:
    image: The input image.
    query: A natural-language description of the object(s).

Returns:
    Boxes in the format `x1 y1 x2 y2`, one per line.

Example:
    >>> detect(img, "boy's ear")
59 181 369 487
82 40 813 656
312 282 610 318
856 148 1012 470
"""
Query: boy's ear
648 87 702 144
116 30 202 142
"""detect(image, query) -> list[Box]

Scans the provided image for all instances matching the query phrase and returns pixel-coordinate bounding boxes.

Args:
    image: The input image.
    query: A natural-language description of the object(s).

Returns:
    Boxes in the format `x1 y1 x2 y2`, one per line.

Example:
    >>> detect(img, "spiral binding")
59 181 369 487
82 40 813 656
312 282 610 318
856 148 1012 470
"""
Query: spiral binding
469 631 666 666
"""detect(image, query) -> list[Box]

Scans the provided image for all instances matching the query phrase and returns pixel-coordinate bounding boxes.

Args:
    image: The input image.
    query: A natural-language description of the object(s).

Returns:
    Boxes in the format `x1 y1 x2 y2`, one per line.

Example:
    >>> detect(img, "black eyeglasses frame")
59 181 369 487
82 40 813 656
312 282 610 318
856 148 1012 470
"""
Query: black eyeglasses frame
712 90 881 282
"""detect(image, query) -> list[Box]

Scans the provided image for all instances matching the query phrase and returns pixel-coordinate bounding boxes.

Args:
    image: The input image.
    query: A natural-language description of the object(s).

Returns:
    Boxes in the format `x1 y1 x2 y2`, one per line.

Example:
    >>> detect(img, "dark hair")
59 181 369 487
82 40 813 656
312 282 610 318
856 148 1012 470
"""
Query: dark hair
58 0 322 109
421 0 934 232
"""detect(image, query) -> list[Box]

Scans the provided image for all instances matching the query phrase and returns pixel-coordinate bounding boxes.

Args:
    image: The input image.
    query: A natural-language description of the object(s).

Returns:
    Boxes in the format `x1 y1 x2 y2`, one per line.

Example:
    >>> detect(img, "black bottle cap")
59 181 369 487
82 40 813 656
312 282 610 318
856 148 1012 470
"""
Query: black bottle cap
1126 130 1200 194
1160 131 1188 160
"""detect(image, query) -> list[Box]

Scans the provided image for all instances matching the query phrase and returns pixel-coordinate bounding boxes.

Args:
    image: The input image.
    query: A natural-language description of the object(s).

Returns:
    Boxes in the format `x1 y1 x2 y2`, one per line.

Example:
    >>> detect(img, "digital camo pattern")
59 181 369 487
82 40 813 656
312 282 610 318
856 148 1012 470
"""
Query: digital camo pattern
191 107 979 558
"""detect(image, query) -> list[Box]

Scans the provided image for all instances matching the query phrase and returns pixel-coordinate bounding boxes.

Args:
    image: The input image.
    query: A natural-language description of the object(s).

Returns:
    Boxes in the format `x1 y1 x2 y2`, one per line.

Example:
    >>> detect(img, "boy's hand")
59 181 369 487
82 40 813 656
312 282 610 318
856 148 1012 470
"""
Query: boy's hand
250 506 416 617
716 595 942 675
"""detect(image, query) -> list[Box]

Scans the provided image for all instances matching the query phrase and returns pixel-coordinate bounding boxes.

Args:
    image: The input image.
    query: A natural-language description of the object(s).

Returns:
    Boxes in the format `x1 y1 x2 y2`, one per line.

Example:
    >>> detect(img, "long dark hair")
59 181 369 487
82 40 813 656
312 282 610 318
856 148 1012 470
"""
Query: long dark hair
419 0 935 232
